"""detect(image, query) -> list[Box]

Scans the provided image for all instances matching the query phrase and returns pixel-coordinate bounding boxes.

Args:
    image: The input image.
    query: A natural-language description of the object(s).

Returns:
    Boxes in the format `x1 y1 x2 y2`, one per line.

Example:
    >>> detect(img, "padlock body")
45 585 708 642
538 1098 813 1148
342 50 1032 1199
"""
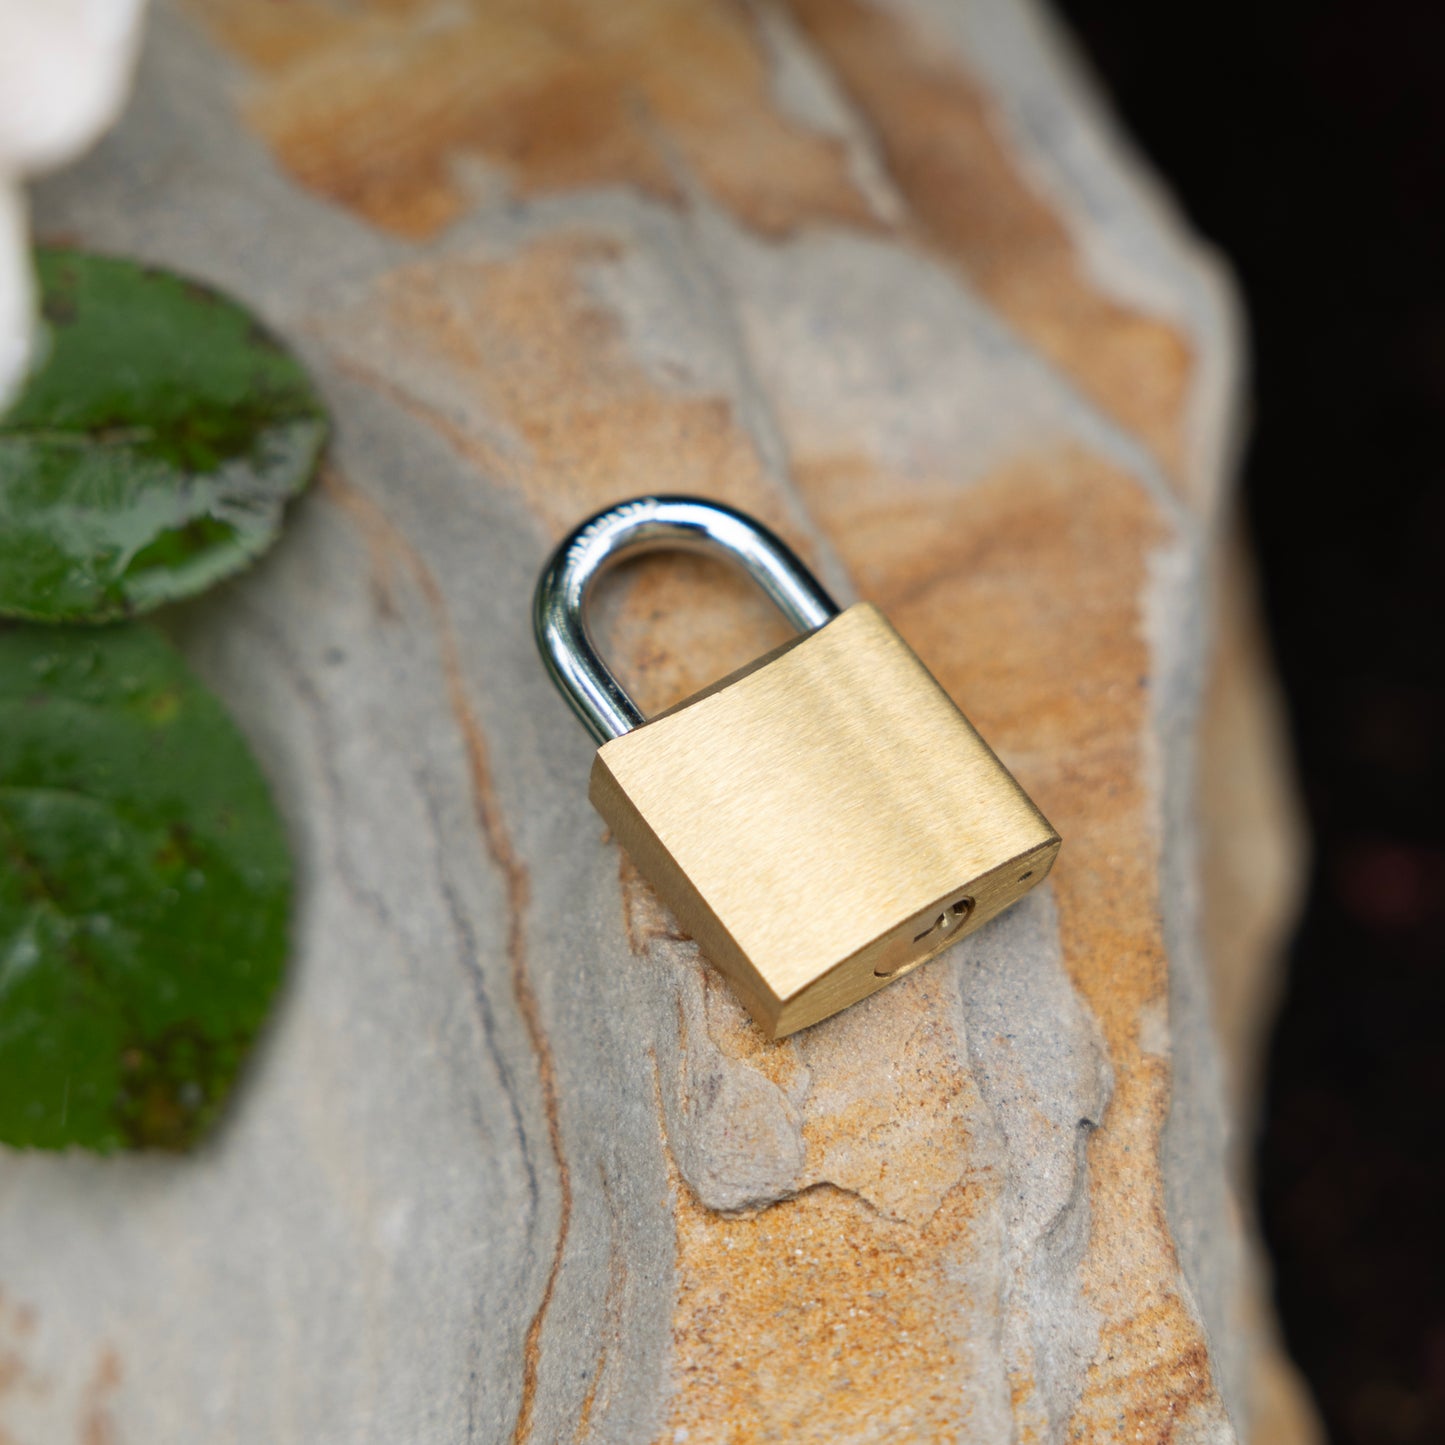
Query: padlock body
590 602 1059 1037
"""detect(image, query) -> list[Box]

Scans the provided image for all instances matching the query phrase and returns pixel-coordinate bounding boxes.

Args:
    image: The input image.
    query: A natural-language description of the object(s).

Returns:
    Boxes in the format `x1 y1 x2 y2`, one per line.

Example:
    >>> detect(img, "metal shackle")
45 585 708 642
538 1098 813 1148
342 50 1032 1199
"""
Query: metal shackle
534 496 840 744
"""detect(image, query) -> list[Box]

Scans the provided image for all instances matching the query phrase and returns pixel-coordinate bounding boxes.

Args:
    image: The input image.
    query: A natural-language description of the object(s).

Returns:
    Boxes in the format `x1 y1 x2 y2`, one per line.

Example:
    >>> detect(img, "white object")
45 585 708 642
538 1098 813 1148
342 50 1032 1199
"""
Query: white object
0 0 147 408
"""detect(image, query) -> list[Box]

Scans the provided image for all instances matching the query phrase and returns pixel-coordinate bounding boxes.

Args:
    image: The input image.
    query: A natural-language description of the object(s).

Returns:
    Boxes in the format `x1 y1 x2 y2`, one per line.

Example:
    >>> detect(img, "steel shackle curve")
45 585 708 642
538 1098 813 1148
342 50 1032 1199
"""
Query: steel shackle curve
534 496 840 744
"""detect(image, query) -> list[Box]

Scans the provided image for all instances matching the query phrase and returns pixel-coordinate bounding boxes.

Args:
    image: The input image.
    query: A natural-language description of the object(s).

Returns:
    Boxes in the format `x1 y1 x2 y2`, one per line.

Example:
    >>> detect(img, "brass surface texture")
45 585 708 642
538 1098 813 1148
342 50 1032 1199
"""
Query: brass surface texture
590 602 1060 1035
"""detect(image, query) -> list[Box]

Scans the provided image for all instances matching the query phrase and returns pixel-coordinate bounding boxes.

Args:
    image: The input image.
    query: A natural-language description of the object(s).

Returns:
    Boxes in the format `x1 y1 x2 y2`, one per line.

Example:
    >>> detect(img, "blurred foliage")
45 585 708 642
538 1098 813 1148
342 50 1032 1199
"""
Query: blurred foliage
0 625 292 1151
0 251 319 1150
0 249 326 623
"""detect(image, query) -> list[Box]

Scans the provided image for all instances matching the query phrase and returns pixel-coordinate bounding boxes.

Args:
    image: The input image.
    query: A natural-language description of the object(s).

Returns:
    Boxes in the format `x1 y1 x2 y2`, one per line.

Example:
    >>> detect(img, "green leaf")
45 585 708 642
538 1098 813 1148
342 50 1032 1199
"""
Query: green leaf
0 249 327 622
0 625 292 1150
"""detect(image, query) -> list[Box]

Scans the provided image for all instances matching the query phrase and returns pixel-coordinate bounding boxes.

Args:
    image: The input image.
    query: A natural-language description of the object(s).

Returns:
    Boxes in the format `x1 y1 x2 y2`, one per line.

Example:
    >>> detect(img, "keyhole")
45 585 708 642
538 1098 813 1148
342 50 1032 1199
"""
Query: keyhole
911 896 975 944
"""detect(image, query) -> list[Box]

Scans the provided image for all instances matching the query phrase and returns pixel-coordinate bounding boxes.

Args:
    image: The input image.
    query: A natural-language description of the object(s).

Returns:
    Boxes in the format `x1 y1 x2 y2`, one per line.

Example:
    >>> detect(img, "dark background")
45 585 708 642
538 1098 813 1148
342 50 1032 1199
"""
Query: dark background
1054 3 1445 1442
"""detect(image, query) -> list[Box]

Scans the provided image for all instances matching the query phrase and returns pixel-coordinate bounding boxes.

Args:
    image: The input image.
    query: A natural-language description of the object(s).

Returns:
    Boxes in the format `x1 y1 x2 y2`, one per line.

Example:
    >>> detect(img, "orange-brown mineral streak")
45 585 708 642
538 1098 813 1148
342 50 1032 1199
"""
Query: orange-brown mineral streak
571 1164 631 1444
646 1017 1002 1445
78 1347 121 1445
796 451 1225 1437
0 1287 43 1428
185 0 876 239
658 948 999 1444
190 0 1191 485
321 234 824 704
659 963 1018 1442
782 0 1194 485
320 470 568 1444
666 1173 991 1443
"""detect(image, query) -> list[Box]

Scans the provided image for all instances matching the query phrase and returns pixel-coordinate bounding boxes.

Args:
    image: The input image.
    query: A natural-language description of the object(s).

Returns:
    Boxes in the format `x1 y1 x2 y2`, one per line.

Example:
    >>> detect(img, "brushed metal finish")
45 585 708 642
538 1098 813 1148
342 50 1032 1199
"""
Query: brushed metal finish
534 495 839 743
591 601 1060 1037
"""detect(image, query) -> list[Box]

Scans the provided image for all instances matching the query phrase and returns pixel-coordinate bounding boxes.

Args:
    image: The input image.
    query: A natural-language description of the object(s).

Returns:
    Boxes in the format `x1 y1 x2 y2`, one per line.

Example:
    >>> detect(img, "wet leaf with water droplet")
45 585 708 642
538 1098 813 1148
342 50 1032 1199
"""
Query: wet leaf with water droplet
0 250 327 622
0 625 291 1150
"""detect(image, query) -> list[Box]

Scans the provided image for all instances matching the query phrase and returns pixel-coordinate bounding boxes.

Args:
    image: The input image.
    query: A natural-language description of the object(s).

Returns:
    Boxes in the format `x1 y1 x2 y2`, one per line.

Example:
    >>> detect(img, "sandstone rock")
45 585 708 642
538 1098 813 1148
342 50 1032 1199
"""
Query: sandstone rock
0 1 1317 1441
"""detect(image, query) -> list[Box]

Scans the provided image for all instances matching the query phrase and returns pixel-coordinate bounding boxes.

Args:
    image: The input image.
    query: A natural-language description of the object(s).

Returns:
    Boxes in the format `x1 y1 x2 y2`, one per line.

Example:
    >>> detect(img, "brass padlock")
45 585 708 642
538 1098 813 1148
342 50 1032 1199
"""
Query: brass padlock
535 497 1060 1038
